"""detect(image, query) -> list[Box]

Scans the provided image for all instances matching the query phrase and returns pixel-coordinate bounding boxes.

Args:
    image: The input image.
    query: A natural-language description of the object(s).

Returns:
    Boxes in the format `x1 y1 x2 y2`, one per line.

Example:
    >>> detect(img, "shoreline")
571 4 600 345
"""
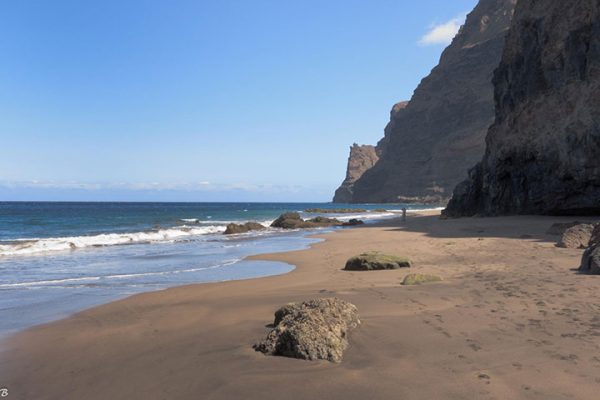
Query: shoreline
3 211 600 399
0 209 406 336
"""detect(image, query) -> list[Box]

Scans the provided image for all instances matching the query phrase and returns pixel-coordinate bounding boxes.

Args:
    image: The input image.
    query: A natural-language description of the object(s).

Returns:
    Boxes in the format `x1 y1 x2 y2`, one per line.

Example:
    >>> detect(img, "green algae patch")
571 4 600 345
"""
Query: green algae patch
344 252 411 271
402 273 442 285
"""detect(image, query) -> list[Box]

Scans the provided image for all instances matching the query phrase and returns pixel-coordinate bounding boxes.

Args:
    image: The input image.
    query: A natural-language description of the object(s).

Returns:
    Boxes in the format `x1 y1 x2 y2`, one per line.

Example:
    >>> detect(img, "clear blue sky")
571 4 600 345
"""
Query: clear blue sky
0 0 477 202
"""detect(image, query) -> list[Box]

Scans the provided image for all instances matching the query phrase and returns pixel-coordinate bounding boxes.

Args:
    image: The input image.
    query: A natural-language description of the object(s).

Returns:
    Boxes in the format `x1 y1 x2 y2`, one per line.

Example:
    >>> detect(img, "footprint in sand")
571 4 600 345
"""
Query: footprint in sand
466 338 482 351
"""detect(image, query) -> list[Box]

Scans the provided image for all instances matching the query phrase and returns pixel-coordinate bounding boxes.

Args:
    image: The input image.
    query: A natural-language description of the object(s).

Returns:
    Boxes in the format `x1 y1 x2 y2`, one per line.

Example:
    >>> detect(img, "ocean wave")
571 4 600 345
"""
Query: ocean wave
180 218 274 226
0 225 227 257
331 212 397 221
386 207 444 213
0 259 241 288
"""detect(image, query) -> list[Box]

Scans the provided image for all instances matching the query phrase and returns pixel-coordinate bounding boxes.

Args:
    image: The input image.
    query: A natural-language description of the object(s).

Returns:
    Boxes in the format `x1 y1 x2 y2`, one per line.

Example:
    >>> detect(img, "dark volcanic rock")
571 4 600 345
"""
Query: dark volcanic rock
580 244 600 275
223 222 266 235
557 224 595 249
444 0 600 217
254 298 360 362
270 212 306 229
589 224 600 247
333 144 381 203
270 212 363 229
334 0 516 203
344 252 411 271
342 219 364 227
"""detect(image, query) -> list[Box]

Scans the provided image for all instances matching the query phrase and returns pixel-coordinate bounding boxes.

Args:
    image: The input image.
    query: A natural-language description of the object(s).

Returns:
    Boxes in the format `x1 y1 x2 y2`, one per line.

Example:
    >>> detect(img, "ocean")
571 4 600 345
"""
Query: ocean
0 202 430 336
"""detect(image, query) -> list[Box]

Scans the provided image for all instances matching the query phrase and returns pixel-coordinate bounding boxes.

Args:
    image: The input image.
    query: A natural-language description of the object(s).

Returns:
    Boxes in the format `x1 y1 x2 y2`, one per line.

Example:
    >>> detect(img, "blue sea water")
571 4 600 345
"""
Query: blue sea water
0 202 430 336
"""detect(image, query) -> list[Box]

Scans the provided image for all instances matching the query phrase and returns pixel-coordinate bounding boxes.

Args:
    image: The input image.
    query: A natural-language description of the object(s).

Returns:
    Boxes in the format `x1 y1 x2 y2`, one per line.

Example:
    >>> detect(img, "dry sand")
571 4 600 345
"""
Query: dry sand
2 211 600 400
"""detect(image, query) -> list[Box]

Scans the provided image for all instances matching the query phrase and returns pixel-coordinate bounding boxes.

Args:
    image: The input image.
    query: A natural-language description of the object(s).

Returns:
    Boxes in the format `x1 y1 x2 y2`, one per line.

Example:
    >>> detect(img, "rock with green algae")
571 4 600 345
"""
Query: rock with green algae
344 252 411 271
402 273 443 285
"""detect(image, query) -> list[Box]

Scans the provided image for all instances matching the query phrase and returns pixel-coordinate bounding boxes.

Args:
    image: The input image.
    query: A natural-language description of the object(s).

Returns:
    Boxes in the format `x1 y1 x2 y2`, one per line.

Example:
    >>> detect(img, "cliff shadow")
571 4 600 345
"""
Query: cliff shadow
371 213 600 243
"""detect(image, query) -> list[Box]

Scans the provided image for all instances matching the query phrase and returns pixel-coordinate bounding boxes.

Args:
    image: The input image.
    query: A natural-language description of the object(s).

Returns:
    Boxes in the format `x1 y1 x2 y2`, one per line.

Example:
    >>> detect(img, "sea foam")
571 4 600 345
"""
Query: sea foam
0 225 226 257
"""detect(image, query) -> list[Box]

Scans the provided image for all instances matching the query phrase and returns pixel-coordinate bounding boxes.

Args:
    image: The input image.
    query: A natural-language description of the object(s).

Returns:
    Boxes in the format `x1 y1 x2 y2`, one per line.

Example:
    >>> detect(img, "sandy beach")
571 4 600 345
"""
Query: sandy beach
2 210 600 400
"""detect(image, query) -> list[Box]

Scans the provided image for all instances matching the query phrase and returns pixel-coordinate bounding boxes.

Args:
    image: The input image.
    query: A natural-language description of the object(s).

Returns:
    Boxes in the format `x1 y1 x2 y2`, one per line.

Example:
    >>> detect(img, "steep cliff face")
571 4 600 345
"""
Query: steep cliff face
444 0 600 216
333 0 516 203
333 144 380 203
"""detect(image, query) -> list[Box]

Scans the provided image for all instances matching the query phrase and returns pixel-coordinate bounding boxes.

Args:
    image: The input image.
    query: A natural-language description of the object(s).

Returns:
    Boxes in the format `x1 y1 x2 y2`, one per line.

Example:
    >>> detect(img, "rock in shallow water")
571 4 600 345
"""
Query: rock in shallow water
270 212 363 229
223 222 266 235
254 298 360 363
344 252 411 271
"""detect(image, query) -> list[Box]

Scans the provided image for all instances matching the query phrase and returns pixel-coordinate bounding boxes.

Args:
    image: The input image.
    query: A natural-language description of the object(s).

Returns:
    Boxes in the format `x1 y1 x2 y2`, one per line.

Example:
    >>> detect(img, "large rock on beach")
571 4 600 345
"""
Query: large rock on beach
344 252 411 271
580 243 600 275
254 298 360 363
588 224 600 247
557 224 595 249
223 222 266 235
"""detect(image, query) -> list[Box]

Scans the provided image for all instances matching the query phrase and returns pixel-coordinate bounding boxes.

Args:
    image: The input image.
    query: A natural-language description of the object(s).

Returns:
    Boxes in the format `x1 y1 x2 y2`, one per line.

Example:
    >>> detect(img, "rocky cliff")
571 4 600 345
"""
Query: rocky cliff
444 0 600 216
333 0 516 203
333 143 381 203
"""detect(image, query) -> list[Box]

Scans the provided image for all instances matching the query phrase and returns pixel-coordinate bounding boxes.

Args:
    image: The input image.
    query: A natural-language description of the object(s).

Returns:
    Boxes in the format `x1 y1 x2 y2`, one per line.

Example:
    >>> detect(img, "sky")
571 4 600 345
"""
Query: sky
0 0 477 202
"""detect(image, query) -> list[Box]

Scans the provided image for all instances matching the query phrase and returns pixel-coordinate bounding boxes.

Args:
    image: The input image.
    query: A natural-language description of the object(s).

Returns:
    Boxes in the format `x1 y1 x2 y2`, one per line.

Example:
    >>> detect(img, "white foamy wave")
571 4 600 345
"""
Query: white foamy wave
386 207 444 213
0 225 226 257
0 259 241 288
334 212 397 221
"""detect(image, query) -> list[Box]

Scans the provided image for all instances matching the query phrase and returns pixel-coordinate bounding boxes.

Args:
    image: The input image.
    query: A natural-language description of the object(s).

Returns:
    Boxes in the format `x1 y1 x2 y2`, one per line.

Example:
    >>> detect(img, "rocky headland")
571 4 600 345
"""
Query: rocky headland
333 0 517 203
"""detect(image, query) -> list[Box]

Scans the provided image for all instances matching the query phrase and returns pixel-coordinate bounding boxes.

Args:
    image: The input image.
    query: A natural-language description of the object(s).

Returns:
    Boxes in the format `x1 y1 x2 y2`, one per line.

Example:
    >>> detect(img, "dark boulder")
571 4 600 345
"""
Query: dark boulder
223 222 266 235
342 219 364 227
271 213 363 229
579 243 600 275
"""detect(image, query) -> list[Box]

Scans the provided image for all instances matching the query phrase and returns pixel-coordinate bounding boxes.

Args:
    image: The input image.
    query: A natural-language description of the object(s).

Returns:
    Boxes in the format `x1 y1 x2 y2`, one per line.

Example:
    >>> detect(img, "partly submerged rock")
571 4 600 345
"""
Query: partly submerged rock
270 212 306 229
344 252 411 271
557 224 595 249
223 222 266 235
254 298 360 363
342 219 364 227
306 216 341 226
402 273 443 285
270 212 363 229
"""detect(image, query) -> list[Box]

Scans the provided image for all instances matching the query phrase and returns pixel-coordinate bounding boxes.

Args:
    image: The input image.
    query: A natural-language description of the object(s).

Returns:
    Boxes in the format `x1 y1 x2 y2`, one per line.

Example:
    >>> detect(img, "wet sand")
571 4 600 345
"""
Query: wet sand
2 211 600 400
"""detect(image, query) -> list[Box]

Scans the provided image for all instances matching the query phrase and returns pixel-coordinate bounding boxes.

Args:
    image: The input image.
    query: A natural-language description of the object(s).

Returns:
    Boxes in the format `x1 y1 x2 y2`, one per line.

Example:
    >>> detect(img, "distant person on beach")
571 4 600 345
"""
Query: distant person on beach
402 207 407 221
